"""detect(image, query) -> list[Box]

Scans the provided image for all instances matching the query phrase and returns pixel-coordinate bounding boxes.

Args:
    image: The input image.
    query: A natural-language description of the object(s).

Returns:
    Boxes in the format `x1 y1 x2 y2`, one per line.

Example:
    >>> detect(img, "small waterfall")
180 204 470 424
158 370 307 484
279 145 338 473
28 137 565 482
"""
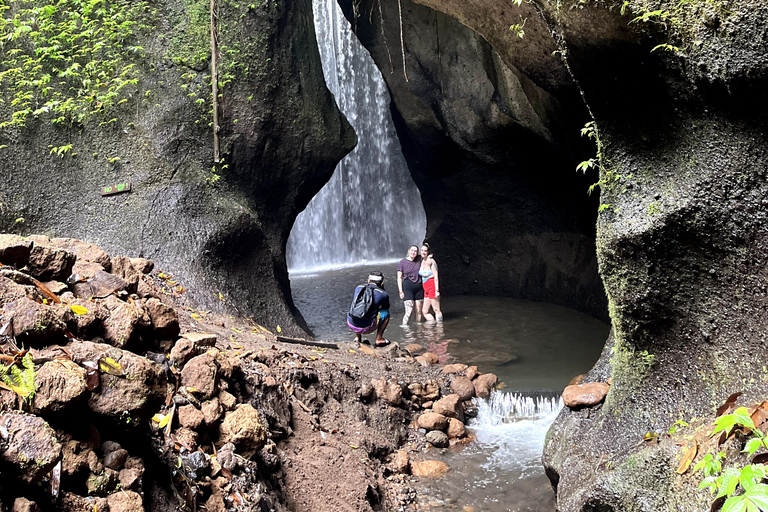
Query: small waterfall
472 391 563 426
287 0 426 272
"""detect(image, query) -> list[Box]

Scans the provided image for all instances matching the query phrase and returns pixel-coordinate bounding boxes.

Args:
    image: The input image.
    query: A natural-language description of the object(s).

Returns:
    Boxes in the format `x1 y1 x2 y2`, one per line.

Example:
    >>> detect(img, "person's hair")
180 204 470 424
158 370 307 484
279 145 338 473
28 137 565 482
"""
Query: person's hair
368 271 384 288
421 242 433 258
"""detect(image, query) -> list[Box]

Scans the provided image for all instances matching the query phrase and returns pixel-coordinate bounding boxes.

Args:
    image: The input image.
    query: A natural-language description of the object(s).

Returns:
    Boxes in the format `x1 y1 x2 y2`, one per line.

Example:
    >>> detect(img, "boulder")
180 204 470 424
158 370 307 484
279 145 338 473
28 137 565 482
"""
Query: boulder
417 412 448 431
0 234 32 267
25 243 75 281
562 382 610 408
473 373 498 399
0 412 62 483
65 341 166 426
174 427 199 452
129 258 154 274
449 376 475 401
0 276 30 307
106 490 144 512
42 280 68 295
404 343 424 354
371 378 402 406
389 448 410 474
33 360 88 414
100 295 150 348
58 493 108 512
181 332 217 347
61 440 93 481
421 352 440 364
568 374 586 386
178 405 204 430
144 298 180 338
218 404 267 458
442 363 468 375
408 380 440 403
103 448 129 471
86 467 118 495
109 256 141 294
219 390 237 411
70 260 106 281
466 366 478 380
432 394 463 421
426 430 449 448
119 467 143 491
411 460 450 478
446 418 466 439
181 353 218 400
66 298 106 339
50 238 111 270
202 397 223 425
4 298 68 345
73 270 129 299
12 498 40 512
170 338 198 368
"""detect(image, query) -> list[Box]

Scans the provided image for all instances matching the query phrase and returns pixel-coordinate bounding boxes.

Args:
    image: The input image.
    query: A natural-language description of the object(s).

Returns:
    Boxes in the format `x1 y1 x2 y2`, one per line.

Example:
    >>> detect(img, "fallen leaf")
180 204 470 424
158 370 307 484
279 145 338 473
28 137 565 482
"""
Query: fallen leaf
677 442 698 474
98 357 124 376
716 392 743 416
190 313 200 319
277 325 282 333
70 304 89 315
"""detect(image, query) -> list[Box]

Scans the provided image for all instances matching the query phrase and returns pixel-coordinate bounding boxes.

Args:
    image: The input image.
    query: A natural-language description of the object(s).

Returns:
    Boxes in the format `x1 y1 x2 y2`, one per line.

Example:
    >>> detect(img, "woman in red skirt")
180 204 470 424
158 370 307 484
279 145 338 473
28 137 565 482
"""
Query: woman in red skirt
419 243 443 323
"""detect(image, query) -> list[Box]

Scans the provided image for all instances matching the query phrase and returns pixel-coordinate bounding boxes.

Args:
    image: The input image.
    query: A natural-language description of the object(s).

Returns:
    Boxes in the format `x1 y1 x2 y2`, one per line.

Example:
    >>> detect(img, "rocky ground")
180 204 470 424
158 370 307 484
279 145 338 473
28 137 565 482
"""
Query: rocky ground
0 234 500 512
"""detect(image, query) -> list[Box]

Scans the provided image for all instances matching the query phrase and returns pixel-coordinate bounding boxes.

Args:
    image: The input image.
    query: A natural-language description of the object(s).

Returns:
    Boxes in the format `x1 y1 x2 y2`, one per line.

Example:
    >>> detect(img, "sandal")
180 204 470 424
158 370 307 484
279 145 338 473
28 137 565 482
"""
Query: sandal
375 339 391 347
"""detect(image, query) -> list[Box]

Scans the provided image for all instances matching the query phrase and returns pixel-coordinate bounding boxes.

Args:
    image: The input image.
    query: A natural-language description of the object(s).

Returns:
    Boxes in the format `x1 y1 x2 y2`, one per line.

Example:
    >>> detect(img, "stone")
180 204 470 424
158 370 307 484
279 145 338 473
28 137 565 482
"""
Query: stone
569 374 586 386
33 360 88 414
144 298 180 338
72 270 129 300
0 412 62 483
42 280 68 295
12 498 40 512
442 363 468 375
170 338 198 367
4 298 68 345
103 448 129 470
389 448 410 474
109 256 141 294
466 366 479 380
58 493 108 512
410 460 450 478
178 405 204 429
202 397 223 425
415 355 430 367
473 373 498 399
408 380 440 403
67 298 106 339
71 260 106 281
0 275 30 307
358 344 377 356
181 353 218 400
26 243 76 281
432 394 463 421
119 468 143 491
50 238 112 270
66 341 166 426
404 343 424 354
562 382 610 408
422 352 440 364
100 295 150 348
174 427 199 452
61 440 93 480
450 376 475 401
219 390 237 411
129 258 154 274
371 378 402 406
181 332 217 346
446 418 466 439
0 234 32 267
106 490 144 512
426 430 449 448
417 412 448 431
218 404 267 458
86 467 119 495
216 443 239 471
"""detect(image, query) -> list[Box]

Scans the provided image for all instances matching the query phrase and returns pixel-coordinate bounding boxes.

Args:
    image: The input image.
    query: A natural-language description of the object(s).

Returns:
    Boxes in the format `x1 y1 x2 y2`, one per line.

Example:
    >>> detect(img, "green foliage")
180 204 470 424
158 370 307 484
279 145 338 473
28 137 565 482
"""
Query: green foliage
0 0 154 129
0 352 36 403
576 121 633 212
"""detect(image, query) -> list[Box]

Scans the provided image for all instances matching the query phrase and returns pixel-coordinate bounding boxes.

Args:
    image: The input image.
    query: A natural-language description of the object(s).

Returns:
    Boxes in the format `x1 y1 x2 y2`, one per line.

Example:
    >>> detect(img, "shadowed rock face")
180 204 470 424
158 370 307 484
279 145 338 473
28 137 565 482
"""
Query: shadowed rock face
0 0 355 336
336 0 607 320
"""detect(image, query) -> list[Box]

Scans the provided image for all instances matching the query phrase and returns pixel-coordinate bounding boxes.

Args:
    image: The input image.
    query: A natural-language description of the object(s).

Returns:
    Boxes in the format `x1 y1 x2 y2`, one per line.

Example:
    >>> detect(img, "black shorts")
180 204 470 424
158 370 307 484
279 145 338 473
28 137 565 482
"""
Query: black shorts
402 278 424 301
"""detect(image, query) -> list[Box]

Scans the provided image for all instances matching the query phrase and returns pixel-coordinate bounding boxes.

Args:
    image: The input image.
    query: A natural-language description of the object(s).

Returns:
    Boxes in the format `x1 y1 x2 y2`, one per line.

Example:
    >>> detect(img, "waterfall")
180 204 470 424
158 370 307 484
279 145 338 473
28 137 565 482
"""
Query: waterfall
287 0 426 272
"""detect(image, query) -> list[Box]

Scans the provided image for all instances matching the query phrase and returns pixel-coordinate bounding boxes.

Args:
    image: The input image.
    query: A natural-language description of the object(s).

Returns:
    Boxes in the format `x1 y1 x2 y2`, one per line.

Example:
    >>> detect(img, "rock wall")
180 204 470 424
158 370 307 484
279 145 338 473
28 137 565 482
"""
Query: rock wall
0 0 355 336
336 0 608 319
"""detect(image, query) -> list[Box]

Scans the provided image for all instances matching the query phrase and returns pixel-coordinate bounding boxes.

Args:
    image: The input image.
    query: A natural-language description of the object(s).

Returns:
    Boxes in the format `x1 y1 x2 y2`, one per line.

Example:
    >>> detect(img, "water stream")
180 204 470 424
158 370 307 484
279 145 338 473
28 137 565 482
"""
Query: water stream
287 0 425 271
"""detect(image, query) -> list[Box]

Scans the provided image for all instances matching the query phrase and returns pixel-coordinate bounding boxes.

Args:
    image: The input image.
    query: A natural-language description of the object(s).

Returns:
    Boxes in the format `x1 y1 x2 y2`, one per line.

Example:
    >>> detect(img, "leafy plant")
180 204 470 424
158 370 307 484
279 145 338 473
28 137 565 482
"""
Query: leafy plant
0 352 36 403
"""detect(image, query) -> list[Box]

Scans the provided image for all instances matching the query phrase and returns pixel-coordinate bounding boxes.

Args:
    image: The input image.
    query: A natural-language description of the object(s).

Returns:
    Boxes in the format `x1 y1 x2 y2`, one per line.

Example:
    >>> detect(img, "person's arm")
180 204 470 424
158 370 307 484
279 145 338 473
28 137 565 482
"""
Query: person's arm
432 259 440 297
397 270 404 299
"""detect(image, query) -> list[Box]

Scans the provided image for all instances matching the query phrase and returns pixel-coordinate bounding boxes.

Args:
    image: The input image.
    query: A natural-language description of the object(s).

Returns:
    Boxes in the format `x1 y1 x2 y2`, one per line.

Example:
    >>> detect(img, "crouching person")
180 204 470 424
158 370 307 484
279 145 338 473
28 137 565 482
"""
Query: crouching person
347 271 390 346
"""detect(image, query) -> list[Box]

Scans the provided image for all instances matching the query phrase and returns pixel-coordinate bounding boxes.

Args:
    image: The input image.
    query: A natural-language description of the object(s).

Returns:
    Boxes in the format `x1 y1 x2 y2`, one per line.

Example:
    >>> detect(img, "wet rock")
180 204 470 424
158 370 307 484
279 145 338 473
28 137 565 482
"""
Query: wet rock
178 404 204 430
182 450 210 480
100 295 150 348
86 468 118 495
144 298 179 338
73 270 129 300
432 394 464 421
473 373 498 399
447 418 466 439
33 360 88 413
181 353 218 400
26 243 75 281
389 448 410 474
202 397 223 425
104 448 129 471
4 298 68 345
174 427 199 452
181 332 217 346
422 352 440 364
218 404 267 458
417 412 448 431
129 258 154 274
426 430 449 448
411 460 450 478
371 378 403 406
219 390 237 411
404 343 424 354
568 374 586 386
106 490 144 512
0 412 62 483
58 493 109 512
110 256 141 294
442 363 468 375
50 238 111 270
562 382 610 408
466 366 478 380
12 497 40 512
449 376 475 401
66 341 166 426
0 234 32 267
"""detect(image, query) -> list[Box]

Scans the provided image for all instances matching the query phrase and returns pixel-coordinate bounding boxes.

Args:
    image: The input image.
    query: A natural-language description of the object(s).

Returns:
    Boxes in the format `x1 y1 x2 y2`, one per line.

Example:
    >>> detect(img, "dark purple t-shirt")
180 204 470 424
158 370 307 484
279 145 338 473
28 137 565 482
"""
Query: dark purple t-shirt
397 258 421 283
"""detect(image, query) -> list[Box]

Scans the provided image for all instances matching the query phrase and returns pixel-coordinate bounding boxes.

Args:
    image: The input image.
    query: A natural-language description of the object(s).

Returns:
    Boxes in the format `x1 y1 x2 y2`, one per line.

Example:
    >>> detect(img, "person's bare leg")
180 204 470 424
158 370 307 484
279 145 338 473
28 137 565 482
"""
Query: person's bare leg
402 300 414 325
422 299 435 322
433 296 443 322
375 317 390 345
415 300 424 322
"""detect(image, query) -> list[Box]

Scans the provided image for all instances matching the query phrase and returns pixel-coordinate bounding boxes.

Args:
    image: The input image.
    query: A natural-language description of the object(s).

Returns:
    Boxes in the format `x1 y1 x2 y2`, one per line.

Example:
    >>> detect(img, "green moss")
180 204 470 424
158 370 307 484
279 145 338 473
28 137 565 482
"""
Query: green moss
167 0 211 69
648 201 661 215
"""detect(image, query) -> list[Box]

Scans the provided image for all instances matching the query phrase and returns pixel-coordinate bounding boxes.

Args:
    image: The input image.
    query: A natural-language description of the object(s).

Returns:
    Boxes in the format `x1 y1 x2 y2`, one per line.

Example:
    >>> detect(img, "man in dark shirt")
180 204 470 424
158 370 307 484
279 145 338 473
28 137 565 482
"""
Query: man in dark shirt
346 271 390 346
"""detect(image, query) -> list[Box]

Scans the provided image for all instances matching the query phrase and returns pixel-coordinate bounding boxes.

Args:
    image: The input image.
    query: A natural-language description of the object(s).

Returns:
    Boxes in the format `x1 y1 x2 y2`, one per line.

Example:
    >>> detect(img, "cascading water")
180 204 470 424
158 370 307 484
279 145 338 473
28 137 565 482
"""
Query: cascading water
287 0 426 272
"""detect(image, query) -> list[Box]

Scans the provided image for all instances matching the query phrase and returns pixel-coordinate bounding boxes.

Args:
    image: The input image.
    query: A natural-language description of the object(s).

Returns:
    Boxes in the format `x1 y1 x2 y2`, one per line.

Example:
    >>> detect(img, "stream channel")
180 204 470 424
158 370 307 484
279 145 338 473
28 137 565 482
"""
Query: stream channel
291 263 610 511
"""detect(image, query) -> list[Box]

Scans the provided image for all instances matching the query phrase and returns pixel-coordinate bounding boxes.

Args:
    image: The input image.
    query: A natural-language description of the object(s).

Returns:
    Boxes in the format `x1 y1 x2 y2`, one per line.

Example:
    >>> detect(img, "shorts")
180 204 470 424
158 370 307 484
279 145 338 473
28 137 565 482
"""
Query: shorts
347 311 389 334
422 277 436 299
402 278 424 301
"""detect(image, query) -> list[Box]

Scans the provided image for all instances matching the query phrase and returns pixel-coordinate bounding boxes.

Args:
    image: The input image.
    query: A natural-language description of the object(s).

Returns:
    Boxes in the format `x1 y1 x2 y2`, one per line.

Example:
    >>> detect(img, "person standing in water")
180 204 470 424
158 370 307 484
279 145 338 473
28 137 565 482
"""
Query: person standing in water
397 245 423 325
419 243 443 322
